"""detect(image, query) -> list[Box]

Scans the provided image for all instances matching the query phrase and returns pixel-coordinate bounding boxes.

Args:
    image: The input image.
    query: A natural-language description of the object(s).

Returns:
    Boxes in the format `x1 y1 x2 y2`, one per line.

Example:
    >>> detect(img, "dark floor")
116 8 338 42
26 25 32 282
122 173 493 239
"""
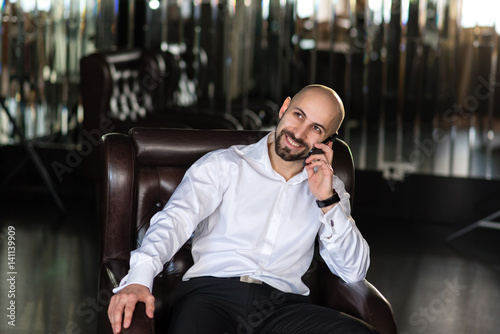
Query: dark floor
364 222 500 334
0 181 99 334
0 158 499 334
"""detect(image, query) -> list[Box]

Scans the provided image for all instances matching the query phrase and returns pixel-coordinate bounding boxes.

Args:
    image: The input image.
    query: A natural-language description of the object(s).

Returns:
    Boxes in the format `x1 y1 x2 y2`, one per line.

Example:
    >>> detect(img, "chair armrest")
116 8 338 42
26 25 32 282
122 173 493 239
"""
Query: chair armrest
335 279 397 334
318 265 397 334
97 259 155 334
121 303 155 334
100 133 137 261
100 259 130 292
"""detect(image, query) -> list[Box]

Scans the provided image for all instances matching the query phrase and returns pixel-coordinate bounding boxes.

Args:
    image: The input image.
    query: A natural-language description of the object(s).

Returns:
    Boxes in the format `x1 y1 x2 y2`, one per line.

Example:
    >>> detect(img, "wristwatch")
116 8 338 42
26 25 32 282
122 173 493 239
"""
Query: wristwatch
316 192 340 208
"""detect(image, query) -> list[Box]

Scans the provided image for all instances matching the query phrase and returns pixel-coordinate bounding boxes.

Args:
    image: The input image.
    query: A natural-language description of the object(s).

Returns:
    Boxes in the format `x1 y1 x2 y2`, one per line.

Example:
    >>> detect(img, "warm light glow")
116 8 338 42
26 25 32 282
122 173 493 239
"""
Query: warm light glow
317 0 332 22
19 0 36 11
262 0 269 20
369 0 384 25
149 0 160 10
401 0 410 26
297 0 314 19
38 0 51 11
436 0 446 30
461 0 500 32
181 0 192 18
296 0 333 22
383 0 392 24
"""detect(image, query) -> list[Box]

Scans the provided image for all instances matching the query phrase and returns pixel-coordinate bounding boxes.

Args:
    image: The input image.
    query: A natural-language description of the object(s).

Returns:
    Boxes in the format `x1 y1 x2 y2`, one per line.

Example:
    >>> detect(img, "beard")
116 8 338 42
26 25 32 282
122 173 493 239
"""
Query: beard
274 129 310 161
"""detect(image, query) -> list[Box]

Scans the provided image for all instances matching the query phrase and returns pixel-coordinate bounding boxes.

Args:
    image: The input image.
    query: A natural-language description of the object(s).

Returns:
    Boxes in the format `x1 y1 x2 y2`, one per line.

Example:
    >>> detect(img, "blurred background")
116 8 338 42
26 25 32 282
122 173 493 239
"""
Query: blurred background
0 0 499 178
0 1 499 333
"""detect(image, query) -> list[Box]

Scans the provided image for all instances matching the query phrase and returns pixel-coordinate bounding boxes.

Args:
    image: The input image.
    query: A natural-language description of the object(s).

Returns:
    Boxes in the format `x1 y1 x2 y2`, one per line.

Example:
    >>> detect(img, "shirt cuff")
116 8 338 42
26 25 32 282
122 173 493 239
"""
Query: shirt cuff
319 199 352 240
112 264 156 294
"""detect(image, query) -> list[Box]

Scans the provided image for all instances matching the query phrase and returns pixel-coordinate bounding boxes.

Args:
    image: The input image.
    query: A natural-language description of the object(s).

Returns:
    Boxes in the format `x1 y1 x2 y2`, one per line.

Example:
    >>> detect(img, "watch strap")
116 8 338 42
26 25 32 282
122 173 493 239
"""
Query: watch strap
316 192 340 208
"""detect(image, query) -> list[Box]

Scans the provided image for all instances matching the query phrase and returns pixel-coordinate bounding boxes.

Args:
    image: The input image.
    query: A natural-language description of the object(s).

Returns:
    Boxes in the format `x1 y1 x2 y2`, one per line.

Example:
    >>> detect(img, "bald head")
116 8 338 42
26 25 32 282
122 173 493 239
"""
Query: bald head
290 84 345 134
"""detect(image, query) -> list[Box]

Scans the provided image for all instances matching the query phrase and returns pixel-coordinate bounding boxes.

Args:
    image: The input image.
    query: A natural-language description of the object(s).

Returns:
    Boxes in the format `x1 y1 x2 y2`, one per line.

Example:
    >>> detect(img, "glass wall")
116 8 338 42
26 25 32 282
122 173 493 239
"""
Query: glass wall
1 0 499 180
139 0 499 180
0 0 115 144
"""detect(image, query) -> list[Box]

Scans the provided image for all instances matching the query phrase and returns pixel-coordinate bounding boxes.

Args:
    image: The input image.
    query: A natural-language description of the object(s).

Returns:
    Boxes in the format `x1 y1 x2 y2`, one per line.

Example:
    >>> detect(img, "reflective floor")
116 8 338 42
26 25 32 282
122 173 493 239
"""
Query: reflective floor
0 180 99 334
364 221 500 334
0 150 499 334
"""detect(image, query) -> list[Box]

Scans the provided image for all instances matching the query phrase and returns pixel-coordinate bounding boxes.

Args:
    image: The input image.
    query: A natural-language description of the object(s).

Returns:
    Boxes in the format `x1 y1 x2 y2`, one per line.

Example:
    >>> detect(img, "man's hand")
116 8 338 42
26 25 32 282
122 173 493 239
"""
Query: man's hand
304 141 336 210
108 284 155 334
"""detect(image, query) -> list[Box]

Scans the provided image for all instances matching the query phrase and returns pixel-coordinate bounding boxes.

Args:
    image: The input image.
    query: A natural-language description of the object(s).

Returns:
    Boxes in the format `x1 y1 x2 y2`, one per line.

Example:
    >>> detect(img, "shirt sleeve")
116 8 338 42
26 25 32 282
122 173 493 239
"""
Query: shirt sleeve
317 175 370 283
113 151 228 293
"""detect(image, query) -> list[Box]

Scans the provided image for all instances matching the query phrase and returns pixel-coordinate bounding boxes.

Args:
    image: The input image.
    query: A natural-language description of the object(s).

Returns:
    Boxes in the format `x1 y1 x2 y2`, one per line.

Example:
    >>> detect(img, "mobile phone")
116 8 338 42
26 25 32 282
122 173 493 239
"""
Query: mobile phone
302 132 338 167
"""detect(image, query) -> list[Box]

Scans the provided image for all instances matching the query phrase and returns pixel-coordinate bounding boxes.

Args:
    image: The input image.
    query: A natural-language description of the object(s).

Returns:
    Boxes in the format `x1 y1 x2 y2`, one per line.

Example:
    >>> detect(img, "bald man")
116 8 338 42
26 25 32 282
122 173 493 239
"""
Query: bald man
108 85 377 333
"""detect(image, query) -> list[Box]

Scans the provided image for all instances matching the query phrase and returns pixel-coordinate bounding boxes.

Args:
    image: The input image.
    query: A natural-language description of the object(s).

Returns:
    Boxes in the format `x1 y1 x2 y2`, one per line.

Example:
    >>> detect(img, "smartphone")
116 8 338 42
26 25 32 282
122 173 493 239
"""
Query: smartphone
302 132 338 167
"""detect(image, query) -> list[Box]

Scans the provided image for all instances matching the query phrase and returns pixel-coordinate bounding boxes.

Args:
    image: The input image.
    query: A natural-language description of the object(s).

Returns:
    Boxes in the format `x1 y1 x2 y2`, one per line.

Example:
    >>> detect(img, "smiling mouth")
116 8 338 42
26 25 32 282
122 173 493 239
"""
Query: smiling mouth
285 134 303 148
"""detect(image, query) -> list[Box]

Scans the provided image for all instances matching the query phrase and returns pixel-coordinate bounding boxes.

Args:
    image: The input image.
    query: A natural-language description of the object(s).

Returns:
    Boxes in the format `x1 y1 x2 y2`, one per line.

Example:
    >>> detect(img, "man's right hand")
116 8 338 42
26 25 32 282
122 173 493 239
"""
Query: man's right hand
108 283 155 334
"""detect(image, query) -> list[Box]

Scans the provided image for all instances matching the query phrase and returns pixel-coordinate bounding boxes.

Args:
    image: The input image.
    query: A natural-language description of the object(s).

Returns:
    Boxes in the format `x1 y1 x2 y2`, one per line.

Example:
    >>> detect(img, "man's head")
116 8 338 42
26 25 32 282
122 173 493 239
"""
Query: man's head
274 84 345 162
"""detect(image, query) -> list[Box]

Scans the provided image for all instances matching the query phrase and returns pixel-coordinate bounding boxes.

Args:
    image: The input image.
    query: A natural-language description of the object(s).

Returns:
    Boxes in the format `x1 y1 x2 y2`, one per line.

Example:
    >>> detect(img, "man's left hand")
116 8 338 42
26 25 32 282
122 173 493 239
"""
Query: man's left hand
304 141 335 205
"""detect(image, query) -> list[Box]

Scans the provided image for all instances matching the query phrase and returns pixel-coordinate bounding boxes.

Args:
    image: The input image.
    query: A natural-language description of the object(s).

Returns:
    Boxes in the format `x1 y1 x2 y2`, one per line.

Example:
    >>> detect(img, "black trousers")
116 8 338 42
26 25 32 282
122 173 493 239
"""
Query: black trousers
167 277 379 334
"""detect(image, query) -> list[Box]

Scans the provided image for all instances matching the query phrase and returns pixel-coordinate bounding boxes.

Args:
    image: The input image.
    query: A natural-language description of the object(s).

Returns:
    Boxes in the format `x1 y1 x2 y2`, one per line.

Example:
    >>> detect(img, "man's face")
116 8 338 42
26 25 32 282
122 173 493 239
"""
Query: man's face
274 91 338 162
274 127 311 161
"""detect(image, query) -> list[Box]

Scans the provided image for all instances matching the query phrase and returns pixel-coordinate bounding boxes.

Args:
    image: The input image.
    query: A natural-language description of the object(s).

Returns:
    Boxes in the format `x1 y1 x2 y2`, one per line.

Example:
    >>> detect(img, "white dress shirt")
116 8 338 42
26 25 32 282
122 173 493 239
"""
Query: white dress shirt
115 132 369 296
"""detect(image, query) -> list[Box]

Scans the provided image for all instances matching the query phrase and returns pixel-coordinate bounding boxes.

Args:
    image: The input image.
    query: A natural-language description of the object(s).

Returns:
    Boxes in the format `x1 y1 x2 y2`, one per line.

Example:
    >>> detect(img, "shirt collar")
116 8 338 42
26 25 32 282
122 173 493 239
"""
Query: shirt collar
241 132 309 183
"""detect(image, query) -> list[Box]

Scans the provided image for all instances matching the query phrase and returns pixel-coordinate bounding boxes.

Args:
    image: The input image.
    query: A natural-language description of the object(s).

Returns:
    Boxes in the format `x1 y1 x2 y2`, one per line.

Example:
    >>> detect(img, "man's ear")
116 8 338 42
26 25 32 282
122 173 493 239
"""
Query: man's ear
278 97 291 119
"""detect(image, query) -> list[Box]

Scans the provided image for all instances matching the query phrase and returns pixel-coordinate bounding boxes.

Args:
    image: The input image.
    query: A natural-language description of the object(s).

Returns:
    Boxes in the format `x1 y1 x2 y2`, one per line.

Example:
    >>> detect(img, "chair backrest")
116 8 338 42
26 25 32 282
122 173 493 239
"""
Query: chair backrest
80 49 170 127
100 127 355 329
80 49 243 181
101 127 355 258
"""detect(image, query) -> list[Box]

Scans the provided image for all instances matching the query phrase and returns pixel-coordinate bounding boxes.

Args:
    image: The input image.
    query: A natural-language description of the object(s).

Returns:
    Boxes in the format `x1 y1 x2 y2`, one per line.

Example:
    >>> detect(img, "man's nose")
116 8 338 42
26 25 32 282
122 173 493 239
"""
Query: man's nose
294 126 308 140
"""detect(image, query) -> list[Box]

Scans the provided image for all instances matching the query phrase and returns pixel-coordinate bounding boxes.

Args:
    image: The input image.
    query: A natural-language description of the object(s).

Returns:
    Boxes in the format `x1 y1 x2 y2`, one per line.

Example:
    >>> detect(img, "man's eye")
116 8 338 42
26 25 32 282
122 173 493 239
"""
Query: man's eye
295 112 303 119
313 126 322 133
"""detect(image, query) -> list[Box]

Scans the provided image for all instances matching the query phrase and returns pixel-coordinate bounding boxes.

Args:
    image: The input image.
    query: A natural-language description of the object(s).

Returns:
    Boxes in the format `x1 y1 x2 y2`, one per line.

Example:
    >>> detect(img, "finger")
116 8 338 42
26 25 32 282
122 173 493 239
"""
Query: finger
304 143 333 167
304 150 329 166
108 296 119 332
144 294 156 318
304 162 316 179
305 152 330 167
306 158 334 176
316 143 335 174
107 296 115 322
122 297 138 329
315 142 334 162
320 141 334 151
327 141 335 166
108 295 126 334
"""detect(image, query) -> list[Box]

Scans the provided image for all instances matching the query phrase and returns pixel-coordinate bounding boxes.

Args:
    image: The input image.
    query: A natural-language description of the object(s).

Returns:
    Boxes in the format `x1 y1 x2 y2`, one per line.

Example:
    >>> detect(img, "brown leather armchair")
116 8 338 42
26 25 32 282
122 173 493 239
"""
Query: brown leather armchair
79 48 244 132
80 48 242 180
97 128 397 334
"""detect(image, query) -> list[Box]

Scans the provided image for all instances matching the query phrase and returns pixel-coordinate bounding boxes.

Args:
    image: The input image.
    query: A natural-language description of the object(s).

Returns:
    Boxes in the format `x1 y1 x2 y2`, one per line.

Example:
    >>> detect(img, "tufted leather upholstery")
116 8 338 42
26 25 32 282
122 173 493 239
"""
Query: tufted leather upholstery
80 49 243 180
81 49 166 128
97 127 397 334
80 48 242 134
